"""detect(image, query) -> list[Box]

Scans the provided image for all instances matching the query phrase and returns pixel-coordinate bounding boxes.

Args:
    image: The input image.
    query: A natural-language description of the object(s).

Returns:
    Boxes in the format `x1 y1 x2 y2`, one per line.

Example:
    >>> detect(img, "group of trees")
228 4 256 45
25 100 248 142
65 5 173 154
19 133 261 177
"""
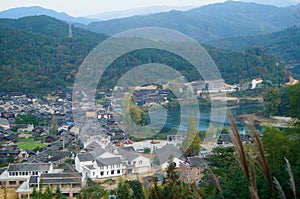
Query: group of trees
0 16 285 95
263 83 300 117
199 124 300 199
30 186 66 199
0 16 106 94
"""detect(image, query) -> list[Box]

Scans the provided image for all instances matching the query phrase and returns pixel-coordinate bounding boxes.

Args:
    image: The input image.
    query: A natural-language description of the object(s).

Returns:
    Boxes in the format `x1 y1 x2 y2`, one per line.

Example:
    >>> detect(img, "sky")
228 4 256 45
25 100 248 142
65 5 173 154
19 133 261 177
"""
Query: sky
0 0 228 17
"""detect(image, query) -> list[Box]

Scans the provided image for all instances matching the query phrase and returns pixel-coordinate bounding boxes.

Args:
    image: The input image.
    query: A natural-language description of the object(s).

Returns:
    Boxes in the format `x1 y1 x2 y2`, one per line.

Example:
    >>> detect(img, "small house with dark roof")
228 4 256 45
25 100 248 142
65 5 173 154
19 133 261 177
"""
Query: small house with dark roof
217 134 251 145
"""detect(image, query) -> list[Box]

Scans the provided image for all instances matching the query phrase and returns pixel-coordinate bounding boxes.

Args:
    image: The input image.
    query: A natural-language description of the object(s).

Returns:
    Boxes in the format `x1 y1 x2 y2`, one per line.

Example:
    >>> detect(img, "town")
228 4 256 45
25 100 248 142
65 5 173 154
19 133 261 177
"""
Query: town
0 81 255 198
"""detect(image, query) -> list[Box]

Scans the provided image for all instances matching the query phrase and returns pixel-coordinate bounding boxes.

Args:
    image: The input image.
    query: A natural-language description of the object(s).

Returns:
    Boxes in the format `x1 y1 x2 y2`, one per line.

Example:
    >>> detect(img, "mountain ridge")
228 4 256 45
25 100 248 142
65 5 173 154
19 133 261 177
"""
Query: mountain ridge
0 6 99 25
86 1 300 42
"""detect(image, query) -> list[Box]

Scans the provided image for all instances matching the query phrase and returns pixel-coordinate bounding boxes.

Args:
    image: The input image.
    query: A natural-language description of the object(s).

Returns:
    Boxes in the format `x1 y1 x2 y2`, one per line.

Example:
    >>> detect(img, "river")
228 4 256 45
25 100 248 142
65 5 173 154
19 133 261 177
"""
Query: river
147 102 264 134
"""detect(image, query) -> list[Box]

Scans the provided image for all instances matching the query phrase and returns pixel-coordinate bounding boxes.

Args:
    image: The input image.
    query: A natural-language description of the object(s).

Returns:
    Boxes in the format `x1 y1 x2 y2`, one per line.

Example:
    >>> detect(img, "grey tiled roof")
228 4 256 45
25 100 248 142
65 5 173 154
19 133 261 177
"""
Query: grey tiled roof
155 144 185 164
85 141 102 151
187 157 206 167
40 172 82 178
40 172 82 185
8 163 51 172
77 153 94 162
117 148 139 162
96 157 122 166
84 165 96 170
42 178 81 184
29 176 38 184
90 146 106 158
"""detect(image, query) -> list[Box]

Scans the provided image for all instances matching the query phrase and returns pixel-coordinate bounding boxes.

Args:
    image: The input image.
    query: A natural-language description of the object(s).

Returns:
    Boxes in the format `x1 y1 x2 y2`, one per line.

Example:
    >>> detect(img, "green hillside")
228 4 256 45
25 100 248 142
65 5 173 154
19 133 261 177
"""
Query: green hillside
209 25 300 65
0 15 107 93
0 15 285 94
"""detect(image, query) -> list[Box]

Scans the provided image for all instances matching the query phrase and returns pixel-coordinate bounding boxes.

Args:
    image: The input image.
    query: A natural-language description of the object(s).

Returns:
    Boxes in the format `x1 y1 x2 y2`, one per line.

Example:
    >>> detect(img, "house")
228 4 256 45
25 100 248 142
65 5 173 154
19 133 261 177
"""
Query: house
45 151 72 165
0 118 10 130
75 151 124 179
75 153 94 173
16 171 83 198
154 144 186 170
179 157 206 184
207 79 225 92
17 124 34 132
217 134 251 145
251 78 263 89
0 132 18 144
0 145 20 159
45 134 58 143
32 127 46 136
0 163 53 187
115 148 151 174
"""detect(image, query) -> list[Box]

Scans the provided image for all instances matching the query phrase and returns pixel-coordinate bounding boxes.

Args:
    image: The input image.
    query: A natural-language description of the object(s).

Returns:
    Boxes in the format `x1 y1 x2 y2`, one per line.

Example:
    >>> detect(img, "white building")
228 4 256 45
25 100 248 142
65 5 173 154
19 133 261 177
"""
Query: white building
115 148 151 174
251 78 263 89
0 163 53 187
75 151 123 179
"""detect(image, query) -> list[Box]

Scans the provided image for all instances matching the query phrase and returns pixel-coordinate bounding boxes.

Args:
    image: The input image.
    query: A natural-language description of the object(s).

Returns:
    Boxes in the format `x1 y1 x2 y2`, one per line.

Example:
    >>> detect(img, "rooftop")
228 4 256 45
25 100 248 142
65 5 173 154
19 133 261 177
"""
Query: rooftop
7 163 51 172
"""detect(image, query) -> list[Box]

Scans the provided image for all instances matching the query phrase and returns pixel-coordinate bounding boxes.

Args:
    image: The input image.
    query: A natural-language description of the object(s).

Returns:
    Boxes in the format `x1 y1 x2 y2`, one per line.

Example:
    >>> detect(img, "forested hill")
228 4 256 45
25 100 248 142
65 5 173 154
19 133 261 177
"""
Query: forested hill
87 1 300 42
208 25 300 66
0 16 107 93
0 15 285 94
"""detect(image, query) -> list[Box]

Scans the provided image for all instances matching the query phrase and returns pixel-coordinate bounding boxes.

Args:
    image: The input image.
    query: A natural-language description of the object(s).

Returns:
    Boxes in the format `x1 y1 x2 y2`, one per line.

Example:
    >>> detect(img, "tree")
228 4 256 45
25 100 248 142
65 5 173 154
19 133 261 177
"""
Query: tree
127 180 145 199
183 114 200 157
55 187 66 199
43 186 53 199
116 180 131 199
15 113 40 127
206 123 215 138
286 84 300 119
31 186 39 199
144 147 151 154
263 88 281 116
77 184 108 199
128 96 147 126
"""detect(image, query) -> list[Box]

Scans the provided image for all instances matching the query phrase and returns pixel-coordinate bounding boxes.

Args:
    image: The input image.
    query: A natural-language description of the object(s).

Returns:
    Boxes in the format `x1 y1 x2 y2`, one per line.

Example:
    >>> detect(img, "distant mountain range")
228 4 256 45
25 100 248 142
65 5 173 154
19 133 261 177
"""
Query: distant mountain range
0 6 99 25
87 5 194 20
1 2 300 42
238 0 298 7
87 1 300 42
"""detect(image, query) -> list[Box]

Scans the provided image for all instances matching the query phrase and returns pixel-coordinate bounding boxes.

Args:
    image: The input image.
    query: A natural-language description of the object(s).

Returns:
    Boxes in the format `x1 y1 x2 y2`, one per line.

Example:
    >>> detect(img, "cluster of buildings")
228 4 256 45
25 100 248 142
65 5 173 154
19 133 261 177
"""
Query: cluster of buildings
0 90 255 198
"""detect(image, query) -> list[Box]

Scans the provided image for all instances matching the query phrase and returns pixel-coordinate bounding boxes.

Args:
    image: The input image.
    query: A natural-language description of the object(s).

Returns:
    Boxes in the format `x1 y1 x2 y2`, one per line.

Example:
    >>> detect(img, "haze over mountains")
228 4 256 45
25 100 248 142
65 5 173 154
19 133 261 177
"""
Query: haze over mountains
87 5 195 20
86 1 300 42
0 6 100 25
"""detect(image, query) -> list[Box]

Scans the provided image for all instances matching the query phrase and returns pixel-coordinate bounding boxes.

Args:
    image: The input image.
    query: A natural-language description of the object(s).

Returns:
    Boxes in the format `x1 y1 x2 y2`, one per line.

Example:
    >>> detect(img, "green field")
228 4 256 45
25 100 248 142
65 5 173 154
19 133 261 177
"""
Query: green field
17 138 46 150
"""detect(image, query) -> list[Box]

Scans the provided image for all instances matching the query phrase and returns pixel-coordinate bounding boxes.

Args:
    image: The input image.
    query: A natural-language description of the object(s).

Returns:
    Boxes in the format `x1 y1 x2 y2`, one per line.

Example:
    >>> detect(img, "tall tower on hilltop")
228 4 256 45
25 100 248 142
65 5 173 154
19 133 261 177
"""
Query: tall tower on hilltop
68 19 73 39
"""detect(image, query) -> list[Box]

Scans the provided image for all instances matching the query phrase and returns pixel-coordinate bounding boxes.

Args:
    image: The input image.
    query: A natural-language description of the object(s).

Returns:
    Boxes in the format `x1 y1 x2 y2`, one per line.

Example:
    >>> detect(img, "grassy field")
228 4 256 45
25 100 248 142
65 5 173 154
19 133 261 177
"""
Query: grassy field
17 138 46 150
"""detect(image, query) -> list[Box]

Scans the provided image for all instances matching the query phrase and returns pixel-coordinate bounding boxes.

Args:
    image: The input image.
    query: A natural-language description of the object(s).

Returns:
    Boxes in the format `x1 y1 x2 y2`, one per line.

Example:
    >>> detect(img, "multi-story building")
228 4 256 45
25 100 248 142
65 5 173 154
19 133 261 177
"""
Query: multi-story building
179 157 206 184
0 163 53 187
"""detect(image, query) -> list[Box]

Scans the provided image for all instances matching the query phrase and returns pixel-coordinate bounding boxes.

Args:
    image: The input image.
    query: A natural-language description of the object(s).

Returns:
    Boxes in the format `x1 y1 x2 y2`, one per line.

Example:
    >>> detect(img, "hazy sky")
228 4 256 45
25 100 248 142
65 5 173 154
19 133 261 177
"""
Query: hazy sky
0 0 228 17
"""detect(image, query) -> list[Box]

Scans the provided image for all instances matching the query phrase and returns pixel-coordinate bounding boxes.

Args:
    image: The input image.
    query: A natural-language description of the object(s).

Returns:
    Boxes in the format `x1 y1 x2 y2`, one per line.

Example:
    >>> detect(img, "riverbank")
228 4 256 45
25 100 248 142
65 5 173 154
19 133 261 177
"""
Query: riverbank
237 114 294 129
